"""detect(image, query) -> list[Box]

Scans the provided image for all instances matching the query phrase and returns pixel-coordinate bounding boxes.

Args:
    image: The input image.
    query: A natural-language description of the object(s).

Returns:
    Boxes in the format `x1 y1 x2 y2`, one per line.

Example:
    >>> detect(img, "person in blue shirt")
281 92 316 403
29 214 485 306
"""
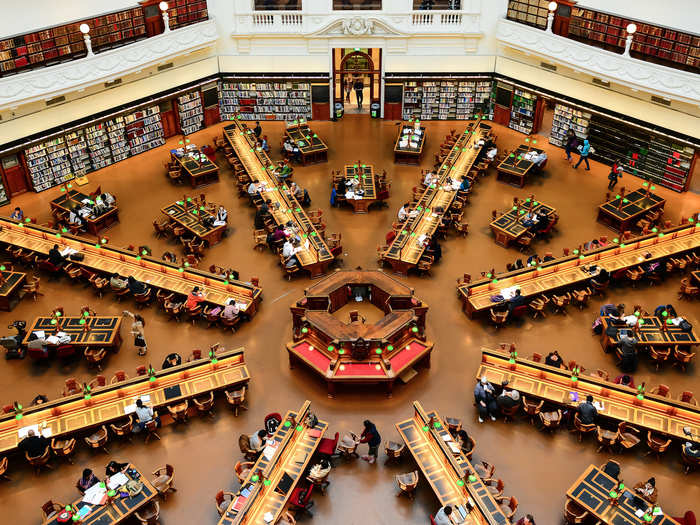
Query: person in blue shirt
359 420 381 464
574 138 591 170
10 207 23 221
459 176 471 191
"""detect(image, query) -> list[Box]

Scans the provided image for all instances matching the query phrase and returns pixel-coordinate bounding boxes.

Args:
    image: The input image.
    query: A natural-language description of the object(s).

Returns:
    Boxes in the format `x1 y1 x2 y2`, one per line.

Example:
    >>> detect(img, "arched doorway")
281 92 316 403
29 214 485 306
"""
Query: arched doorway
333 49 381 115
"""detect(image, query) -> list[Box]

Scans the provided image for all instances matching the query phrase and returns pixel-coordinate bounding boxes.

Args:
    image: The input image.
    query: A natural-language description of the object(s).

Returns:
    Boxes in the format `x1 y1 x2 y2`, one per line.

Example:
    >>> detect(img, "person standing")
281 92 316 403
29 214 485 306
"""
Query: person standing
607 159 624 189
344 77 353 103
574 138 592 170
474 376 498 423
124 310 148 356
253 121 262 139
353 77 364 110
564 129 578 162
359 419 381 464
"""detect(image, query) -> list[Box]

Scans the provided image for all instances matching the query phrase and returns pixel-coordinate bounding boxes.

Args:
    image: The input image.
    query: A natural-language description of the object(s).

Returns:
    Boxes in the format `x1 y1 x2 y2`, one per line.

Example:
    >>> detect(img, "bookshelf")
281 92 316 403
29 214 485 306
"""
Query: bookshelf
0 179 8 207
168 0 209 29
25 137 74 192
125 106 166 155
0 7 146 77
508 88 535 134
506 0 550 30
64 129 90 176
549 103 591 147
219 81 312 121
567 7 699 73
587 114 695 192
106 116 130 162
402 79 493 121
178 91 204 135
85 123 113 170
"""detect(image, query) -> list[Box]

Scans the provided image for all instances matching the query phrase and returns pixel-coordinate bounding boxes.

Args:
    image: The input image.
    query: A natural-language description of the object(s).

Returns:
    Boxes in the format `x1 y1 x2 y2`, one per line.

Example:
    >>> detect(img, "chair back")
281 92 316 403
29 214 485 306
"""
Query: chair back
238 434 251 454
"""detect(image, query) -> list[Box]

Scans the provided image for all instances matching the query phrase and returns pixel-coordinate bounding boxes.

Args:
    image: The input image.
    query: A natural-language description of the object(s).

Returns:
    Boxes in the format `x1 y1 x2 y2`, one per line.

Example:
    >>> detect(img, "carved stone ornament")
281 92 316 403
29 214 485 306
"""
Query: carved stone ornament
342 17 374 35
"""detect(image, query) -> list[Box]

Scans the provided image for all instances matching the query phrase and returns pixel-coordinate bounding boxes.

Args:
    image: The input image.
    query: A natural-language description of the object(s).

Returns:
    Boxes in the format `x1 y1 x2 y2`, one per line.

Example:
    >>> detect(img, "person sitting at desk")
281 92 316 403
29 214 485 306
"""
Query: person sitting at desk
127 276 147 295
31 394 49 406
634 477 658 504
162 352 182 369
222 300 240 321
486 144 498 161
48 244 67 268
18 429 49 458
67 207 85 229
249 429 267 452
110 273 128 289
590 268 610 288
276 161 293 182
101 192 116 207
185 286 206 311
10 207 23 221
434 505 455 525
76 468 99 493
253 121 262 139
613 374 635 388
474 376 498 423
261 136 270 153
654 304 677 319
282 239 300 268
542 252 555 262
533 212 550 233
162 252 178 264
247 181 260 198
507 289 525 313
455 429 473 455
283 138 301 163
497 383 521 412
309 458 332 480
516 515 536 525
584 239 601 252
106 460 128 477
423 171 436 186
683 430 700 458
133 398 160 433
532 150 548 170
398 203 410 222
254 205 270 230
428 237 442 263
214 205 228 226
545 350 563 368
459 176 471 191
290 182 304 201
268 225 287 249
577 395 598 425
618 331 638 372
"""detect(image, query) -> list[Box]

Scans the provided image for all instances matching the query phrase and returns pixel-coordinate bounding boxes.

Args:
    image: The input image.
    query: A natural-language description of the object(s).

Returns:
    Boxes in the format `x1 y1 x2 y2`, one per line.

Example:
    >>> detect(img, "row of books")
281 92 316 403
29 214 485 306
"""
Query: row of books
219 81 312 121
178 91 204 136
508 88 535 134
402 80 493 120
548 104 591 147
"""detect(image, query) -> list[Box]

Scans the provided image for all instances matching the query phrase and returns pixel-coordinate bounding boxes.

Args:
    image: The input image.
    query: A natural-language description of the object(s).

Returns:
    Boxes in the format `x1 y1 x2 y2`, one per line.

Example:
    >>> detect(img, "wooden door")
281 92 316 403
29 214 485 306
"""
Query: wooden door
2 155 29 196
140 1 164 36
312 103 330 120
532 97 545 134
493 105 511 127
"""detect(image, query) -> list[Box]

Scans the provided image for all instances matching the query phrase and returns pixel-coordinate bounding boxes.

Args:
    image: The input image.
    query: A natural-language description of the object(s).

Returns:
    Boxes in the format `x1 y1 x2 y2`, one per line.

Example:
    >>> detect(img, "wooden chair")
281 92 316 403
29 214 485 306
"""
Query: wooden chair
152 464 176 500
226 386 248 416
134 288 153 309
645 430 672 461
50 437 77 464
674 347 696 372
238 434 258 461
564 498 589 524
682 444 700 474
111 370 129 384
538 409 562 431
489 308 509 329
84 347 107 371
62 378 81 397
144 419 161 444
306 466 332 495
22 276 43 301
396 470 419 499
384 441 405 463
516 232 534 253
679 391 697 406
474 461 495 483
234 461 254 483
570 288 591 310
167 400 189 424
41 500 64 521
134 500 160 525
596 425 619 453
486 479 505 499
650 384 670 397
678 278 700 300
164 300 184 322
84 425 109 454
649 346 671 371
521 395 543 425
572 413 596 442
0 456 9 481
110 416 134 443
193 391 215 417
530 352 543 362
445 417 462 433
529 296 549 319
497 495 518 519
617 422 641 452
215 490 235 517
550 293 571 314
27 445 52 474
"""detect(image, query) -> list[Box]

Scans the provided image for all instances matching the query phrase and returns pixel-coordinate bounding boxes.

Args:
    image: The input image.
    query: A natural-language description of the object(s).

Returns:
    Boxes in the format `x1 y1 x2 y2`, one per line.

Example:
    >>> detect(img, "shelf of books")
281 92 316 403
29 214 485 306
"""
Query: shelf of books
106 116 130 163
178 91 204 135
0 179 8 207
587 114 695 192
506 0 549 30
549 104 591 147
219 81 312 121
125 106 166 155
402 80 493 121
85 123 114 170
508 88 535 134
25 137 74 192
0 7 146 77
65 129 90 177
168 0 209 30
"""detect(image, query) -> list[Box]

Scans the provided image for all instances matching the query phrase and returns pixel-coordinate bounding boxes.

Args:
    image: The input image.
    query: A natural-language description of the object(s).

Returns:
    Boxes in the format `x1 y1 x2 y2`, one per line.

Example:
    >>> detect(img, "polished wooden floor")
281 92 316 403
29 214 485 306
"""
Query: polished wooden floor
1 115 699 524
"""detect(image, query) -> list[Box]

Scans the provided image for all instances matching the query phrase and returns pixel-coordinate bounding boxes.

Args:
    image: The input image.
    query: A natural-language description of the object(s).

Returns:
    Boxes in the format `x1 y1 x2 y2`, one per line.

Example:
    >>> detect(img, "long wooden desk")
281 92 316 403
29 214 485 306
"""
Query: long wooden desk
285 122 328 165
23 315 122 351
46 463 157 525
224 121 334 277
341 163 377 213
458 223 700 318
597 188 666 234
567 464 679 525
490 199 555 248
218 400 327 525
396 401 511 525
0 269 26 311
476 348 700 441
0 347 249 455
0 218 262 316
50 189 119 236
496 144 543 188
172 148 220 188
161 199 225 246
383 119 490 276
600 316 699 353
394 124 426 165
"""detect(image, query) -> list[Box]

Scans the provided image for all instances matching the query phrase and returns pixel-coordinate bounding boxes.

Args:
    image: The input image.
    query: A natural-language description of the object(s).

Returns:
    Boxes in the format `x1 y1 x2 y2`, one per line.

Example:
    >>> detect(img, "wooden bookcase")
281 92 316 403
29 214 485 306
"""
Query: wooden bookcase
219 80 312 121
506 0 550 30
401 79 493 121
168 0 209 29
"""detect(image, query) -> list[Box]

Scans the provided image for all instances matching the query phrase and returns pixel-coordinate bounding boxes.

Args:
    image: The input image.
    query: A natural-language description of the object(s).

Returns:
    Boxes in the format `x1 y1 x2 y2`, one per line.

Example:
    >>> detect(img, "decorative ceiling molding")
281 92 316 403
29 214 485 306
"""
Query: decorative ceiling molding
496 19 700 105
0 19 219 111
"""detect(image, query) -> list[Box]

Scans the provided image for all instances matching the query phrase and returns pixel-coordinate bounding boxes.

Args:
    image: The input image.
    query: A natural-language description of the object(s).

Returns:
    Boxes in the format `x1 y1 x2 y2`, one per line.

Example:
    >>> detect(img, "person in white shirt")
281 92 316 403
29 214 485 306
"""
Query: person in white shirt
101 193 116 207
249 429 267 451
222 299 240 320
215 205 227 225
533 151 548 168
398 203 410 222
434 505 456 525
68 209 83 227
247 182 259 197
486 146 498 160
423 171 436 185
133 398 159 432
282 240 299 268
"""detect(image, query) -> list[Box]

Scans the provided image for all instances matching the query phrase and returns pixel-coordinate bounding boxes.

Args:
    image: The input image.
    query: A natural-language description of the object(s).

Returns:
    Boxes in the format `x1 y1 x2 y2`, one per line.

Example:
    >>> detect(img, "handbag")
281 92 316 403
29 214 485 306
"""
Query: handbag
70 253 84 261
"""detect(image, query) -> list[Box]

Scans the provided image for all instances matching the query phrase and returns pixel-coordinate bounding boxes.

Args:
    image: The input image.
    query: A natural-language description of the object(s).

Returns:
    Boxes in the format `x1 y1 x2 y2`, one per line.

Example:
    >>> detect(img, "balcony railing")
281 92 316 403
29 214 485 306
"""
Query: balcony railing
0 18 219 111
496 19 700 106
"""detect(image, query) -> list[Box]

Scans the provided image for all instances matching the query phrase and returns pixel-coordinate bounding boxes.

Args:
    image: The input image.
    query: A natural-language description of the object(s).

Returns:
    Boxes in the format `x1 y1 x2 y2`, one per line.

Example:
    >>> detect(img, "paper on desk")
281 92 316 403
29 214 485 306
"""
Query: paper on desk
262 445 276 461
60 248 78 257
635 509 645 518
108 472 129 489
263 512 274 523
32 331 45 338
593 401 605 410
82 484 107 505
17 424 52 439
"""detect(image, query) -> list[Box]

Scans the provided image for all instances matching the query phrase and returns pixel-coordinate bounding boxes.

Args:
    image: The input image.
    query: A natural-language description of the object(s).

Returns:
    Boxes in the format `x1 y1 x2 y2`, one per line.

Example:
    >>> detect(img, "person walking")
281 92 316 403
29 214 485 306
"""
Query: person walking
353 77 364 110
124 310 148 356
564 129 578 162
344 77 353 103
358 419 381 464
574 138 592 170
607 159 624 189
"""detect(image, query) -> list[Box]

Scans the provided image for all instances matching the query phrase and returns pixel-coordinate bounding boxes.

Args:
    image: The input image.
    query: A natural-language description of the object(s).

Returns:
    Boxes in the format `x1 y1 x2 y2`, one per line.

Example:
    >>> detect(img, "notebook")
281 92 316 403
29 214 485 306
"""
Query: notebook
275 472 294 495
308 428 322 438
164 385 182 400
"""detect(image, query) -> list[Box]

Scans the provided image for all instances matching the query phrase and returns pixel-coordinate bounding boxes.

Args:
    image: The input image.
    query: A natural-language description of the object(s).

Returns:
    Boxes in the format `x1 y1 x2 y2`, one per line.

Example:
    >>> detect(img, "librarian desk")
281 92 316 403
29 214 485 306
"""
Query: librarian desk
383 120 488 276
490 200 555 247
567 464 679 525
342 163 377 213
50 189 119 236
23 315 123 353
224 123 334 277
0 270 26 311
458 223 700 318
396 401 511 524
394 124 426 165
285 123 328 165
218 400 326 525
0 347 250 455
45 463 157 525
597 188 666 234
599 316 699 353
172 150 220 188
476 348 700 442
161 200 225 246
496 145 543 188
0 218 262 317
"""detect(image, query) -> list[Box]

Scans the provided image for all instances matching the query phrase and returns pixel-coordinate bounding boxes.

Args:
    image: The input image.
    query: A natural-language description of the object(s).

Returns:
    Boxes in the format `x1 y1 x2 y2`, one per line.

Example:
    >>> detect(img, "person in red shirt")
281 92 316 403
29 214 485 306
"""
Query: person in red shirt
185 286 206 311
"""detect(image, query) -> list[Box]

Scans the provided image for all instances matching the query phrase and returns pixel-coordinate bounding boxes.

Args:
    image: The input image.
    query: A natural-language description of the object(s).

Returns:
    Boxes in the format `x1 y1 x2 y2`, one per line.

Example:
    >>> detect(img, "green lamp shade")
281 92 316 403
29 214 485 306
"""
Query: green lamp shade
468 475 477 483
0 266 5 271
284 421 291 427
422 425 429 432
252 475 259 482
433 421 441 428
387 345 394 351
412 326 419 333
328 346 334 352
79 319 85 325
375 349 382 354
301 327 308 333
50 319 57 325
456 479 464 486
263 479 271 486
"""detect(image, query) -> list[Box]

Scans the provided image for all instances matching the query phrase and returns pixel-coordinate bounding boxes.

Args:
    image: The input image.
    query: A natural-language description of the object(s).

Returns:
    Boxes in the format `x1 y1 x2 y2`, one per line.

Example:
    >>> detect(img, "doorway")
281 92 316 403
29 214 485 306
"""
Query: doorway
333 48 381 115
